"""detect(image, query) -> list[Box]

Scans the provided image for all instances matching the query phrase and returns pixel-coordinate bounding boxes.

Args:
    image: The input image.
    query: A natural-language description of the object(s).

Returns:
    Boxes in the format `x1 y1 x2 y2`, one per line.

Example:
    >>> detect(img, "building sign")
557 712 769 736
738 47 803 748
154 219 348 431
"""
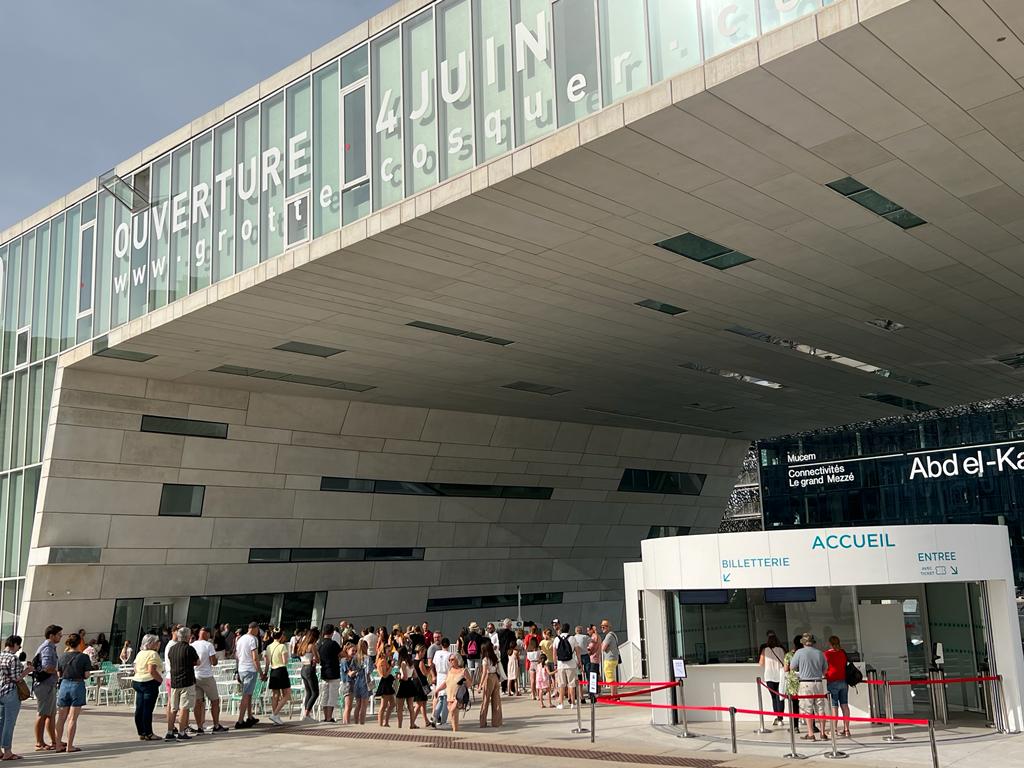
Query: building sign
0 0 837 353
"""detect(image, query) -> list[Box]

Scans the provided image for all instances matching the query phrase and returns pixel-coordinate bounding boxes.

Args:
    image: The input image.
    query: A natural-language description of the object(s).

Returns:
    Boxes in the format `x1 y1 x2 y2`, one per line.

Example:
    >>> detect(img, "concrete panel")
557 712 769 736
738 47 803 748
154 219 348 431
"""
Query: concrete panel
490 417 558 449
356 452 434 481
342 402 428 440
371 494 440 522
299 519 381 547
180 437 279 473
35 512 112 548
295 562 374 592
275 444 359 477
203 487 296 518
420 410 498 445
41 478 163 516
50 425 125 463
100 565 207 600
247 392 348 433
207 563 298 594
107 516 215 549
120 431 185 467
293 489 373 520
210 518 302 549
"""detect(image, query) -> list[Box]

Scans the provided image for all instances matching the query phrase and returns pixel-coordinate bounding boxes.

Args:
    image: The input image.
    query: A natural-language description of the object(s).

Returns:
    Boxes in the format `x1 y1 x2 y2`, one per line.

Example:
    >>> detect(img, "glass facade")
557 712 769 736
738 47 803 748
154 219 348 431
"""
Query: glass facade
0 0 840 632
759 400 1024 582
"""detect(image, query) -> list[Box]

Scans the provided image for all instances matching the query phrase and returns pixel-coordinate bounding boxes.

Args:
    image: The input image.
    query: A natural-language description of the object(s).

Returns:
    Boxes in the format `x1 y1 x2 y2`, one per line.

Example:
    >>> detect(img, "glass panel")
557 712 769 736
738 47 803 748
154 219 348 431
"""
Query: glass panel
213 121 236 282
12 371 26 468
512 0 555 146
648 0 702 81
404 10 439 195
0 377 12 471
31 225 48 361
760 0 820 34
109 597 144 656
46 214 64 355
598 0 649 104
312 63 340 238
285 193 310 247
342 182 371 223
554 0 600 127
473 0 514 161
94 192 115 334
169 147 191 302
342 44 369 87
0 581 14 639
280 591 316 631
5 473 22 578
1 241 18 371
437 0 475 180
110 193 130 327
41 360 56 459
191 131 214 292
260 93 285 262
343 87 368 185
217 593 275 629
0 246 8 371
185 596 219 629
0 478 6 579
158 484 205 517
60 206 80 351
149 156 171 310
237 106 261 270
371 29 404 210
286 78 312 199
926 582 981 712
27 366 41 464
20 468 38 575
701 0 758 58
18 232 33 339
128 200 149 321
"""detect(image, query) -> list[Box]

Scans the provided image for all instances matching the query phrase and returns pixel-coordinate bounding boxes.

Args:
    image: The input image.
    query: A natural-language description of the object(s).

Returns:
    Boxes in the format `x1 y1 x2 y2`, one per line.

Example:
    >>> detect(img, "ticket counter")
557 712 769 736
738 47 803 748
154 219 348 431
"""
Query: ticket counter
624 524 1024 729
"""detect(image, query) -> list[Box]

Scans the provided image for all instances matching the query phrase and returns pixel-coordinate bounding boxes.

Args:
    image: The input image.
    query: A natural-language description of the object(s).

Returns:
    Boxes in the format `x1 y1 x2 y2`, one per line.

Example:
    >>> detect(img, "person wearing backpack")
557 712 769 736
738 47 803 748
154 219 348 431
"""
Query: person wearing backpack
825 635 852 738
553 623 580 710
464 623 483 686
446 654 469 731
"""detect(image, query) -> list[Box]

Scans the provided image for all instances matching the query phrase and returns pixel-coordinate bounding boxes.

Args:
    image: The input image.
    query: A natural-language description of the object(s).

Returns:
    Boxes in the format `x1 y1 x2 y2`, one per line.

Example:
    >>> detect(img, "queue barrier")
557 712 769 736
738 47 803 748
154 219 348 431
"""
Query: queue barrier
591 678 943 766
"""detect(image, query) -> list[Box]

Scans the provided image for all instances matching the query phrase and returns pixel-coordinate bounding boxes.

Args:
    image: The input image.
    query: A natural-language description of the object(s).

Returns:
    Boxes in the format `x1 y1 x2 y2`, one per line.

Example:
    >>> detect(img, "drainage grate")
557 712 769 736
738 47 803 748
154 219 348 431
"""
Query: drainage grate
289 727 724 767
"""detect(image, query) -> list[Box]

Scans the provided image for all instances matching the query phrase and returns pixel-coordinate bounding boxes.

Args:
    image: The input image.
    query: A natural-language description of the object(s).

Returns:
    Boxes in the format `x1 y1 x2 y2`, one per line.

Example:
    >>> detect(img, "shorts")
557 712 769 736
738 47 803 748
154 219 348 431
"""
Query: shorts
556 667 579 688
194 676 219 703
827 680 849 707
35 682 56 716
798 681 827 717
269 667 290 691
170 685 195 711
323 678 341 705
238 670 258 696
56 680 86 709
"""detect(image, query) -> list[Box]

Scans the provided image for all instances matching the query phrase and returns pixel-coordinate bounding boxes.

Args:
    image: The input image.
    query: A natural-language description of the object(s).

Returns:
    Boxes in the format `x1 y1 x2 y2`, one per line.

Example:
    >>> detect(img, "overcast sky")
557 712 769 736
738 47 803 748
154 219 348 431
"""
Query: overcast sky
0 0 392 231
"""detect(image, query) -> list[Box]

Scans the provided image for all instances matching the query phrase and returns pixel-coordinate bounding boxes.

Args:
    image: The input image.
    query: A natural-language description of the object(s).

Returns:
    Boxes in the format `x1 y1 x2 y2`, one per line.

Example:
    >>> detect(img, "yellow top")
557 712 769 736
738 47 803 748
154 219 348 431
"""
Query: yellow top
268 640 289 669
132 649 161 682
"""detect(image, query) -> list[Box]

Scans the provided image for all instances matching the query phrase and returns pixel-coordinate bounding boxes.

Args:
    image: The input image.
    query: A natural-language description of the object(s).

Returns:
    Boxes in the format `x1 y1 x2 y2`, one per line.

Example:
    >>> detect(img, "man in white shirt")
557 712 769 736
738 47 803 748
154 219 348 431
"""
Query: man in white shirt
429 637 452 729
162 625 180 730
553 622 580 710
233 623 263 729
191 627 228 734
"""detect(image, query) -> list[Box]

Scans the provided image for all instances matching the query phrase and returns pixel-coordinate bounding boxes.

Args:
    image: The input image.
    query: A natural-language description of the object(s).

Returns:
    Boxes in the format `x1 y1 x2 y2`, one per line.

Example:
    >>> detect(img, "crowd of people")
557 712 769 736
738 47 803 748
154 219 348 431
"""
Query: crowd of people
0 616 623 757
758 630 854 740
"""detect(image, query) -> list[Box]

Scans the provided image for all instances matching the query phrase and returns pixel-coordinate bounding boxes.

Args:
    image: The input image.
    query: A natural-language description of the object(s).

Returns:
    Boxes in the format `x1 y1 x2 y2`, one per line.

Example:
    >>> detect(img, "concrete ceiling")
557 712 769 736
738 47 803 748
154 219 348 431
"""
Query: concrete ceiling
70 0 1024 440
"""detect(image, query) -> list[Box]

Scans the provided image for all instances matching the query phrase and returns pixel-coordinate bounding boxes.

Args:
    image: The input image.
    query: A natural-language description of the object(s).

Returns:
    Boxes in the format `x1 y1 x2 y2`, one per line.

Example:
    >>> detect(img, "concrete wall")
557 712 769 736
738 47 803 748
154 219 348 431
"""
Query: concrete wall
19 367 748 644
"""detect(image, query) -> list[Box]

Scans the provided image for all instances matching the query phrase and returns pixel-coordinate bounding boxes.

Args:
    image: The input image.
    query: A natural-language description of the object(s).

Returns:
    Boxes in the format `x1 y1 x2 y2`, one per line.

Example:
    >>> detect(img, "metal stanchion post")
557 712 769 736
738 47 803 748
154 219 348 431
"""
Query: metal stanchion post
755 677 772 734
882 672 904 743
729 707 738 754
937 670 948 727
928 722 940 768
676 680 696 738
823 696 848 760
983 675 996 729
928 671 938 723
783 695 806 760
590 694 595 743
571 685 589 734
866 671 877 719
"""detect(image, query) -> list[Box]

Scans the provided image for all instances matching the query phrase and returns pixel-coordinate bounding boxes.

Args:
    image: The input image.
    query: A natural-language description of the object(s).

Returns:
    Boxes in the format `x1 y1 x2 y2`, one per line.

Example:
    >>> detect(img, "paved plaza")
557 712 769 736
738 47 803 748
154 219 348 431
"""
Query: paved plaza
2 693 1021 768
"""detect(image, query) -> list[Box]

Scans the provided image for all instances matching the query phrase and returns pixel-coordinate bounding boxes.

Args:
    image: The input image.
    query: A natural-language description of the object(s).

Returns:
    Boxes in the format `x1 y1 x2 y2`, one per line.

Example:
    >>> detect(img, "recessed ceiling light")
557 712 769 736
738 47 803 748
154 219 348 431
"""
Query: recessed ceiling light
680 361 783 389
502 381 569 396
635 299 687 316
865 318 905 332
274 341 345 357
726 326 928 386
654 233 754 270
210 365 375 392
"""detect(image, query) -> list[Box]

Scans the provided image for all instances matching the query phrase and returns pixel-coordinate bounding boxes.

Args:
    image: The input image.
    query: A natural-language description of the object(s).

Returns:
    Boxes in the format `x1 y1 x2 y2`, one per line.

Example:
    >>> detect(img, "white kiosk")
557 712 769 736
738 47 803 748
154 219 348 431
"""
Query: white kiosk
625 524 1024 730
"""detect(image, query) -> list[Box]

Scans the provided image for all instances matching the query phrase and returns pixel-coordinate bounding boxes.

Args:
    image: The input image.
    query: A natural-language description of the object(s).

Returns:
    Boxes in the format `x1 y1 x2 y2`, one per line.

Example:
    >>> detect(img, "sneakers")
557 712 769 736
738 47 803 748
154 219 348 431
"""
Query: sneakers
234 720 250 730
269 715 283 725
210 724 229 733
245 717 259 727
176 733 192 741
302 715 316 723
556 704 564 710
186 726 200 735
164 732 177 742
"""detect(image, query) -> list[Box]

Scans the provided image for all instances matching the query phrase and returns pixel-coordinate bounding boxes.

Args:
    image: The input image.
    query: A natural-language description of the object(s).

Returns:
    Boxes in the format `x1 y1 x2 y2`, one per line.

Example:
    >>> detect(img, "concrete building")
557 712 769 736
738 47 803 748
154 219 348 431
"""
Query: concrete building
4 0 1024 645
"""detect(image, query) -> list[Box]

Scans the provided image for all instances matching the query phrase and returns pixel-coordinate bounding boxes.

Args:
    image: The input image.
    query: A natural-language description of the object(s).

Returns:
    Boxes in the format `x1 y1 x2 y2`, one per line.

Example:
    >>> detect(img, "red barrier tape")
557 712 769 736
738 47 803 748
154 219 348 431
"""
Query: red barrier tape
603 683 678 699
887 676 999 687
597 697 929 727
602 681 675 687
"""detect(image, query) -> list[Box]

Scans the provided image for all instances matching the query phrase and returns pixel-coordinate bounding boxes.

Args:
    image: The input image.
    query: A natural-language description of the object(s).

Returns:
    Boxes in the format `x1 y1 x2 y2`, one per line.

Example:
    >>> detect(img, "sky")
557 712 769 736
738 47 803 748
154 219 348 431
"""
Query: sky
0 0 393 231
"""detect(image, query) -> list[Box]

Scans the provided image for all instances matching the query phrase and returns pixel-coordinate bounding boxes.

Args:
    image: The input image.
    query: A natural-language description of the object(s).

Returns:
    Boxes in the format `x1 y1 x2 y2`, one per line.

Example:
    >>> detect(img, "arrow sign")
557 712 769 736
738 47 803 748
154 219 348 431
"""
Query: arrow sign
951 566 958 575
723 573 731 583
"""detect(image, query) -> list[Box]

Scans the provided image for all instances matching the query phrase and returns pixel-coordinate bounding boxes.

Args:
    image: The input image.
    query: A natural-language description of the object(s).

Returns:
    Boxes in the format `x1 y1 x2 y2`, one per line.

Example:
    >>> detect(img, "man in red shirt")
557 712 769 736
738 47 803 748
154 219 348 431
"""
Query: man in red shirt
421 622 434 648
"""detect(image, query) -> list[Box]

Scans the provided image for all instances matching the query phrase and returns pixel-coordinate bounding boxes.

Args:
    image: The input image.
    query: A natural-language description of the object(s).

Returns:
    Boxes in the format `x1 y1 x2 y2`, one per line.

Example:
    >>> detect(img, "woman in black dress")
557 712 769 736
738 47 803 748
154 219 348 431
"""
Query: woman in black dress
395 648 418 729
375 651 396 727
412 645 431 727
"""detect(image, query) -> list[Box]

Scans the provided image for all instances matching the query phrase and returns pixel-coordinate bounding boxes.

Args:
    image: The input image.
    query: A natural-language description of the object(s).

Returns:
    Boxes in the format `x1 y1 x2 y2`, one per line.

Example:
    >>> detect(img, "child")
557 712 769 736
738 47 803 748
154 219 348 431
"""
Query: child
507 645 521 697
535 653 553 708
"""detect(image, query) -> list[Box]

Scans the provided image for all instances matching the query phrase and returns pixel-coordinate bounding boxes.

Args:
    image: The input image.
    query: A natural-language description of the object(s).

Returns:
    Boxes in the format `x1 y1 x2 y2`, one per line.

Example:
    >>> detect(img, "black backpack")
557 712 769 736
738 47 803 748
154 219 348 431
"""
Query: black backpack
30 652 51 684
455 677 471 710
845 661 863 687
556 635 574 662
